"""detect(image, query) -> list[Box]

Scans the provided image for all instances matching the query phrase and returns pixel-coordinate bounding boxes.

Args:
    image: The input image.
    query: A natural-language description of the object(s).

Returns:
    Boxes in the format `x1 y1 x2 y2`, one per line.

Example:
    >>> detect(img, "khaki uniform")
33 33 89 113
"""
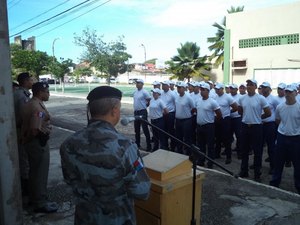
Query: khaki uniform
21 97 51 207
14 87 31 180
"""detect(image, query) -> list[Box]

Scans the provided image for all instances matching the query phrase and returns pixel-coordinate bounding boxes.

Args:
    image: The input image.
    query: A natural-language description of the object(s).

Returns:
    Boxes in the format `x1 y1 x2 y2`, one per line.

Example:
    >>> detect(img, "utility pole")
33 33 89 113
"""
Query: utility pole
52 38 60 92
0 0 23 224
140 44 146 81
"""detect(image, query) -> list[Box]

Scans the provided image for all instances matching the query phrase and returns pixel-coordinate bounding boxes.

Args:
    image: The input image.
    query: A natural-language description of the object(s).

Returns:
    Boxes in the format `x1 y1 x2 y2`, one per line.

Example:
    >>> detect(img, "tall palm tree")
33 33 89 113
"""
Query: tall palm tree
166 42 210 81
207 6 244 67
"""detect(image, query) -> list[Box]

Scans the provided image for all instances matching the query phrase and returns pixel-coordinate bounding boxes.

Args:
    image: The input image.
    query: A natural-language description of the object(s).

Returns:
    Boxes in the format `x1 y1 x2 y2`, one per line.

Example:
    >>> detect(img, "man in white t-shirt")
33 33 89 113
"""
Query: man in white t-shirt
275 83 286 104
215 83 238 164
238 79 271 182
174 81 195 155
270 84 300 194
196 83 222 168
133 79 152 151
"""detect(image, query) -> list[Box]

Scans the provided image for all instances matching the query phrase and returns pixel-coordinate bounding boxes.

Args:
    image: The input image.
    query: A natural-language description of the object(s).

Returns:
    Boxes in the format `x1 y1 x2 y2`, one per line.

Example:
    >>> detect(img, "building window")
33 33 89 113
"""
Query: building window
239 33 299 48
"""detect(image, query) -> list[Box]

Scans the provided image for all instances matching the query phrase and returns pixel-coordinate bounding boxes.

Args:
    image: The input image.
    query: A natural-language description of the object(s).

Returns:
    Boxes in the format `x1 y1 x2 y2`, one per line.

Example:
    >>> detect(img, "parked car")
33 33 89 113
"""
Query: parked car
128 78 138 84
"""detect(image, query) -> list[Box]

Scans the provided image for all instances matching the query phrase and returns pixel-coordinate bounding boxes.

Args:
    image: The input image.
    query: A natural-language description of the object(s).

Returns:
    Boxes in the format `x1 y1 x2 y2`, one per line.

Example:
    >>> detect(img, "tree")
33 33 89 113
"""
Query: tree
10 44 52 79
166 42 210 81
74 28 132 83
207 6 244 67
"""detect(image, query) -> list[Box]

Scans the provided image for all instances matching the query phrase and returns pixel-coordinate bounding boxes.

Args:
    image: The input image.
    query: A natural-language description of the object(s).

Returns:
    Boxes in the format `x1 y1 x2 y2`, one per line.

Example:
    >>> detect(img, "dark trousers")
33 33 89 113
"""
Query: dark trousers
175 118 192 155
134 109 151 148
151 117 167 151
270 133 300 193
163 112 176 151
197 123 215 166
230 117 242 154
215 116 232 159
24 138 50 208
262 121 277 170
240 123 263 176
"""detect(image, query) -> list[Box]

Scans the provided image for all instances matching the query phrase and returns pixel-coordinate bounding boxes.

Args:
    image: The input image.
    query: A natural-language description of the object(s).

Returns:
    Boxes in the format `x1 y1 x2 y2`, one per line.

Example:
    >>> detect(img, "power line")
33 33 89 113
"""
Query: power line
36 0 112 37
8 0 23 9
10 0 93 37
10 0 71 31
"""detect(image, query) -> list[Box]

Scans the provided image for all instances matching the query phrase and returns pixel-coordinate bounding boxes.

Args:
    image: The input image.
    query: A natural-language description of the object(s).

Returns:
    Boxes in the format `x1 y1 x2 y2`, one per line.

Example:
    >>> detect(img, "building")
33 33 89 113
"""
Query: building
222 1 300 87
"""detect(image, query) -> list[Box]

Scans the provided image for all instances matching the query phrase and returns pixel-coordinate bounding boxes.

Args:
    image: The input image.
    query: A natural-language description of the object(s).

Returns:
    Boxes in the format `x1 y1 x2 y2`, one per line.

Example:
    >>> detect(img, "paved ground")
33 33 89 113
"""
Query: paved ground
23 94 300 225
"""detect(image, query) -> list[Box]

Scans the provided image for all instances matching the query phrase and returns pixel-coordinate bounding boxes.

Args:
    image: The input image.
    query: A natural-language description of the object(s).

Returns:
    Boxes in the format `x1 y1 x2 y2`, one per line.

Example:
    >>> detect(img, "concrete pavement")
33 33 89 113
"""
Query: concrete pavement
22 93 300 225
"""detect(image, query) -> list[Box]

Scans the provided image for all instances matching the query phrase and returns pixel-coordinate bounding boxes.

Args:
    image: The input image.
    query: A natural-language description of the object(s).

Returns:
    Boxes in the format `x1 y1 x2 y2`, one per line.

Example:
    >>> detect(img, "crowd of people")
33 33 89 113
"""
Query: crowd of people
132 78 300 193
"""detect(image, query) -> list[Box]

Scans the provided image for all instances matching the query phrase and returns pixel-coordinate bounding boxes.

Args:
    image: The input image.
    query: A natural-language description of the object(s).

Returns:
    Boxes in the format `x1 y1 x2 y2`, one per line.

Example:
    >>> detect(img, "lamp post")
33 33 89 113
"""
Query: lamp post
52 38 60 92
140 43 146 81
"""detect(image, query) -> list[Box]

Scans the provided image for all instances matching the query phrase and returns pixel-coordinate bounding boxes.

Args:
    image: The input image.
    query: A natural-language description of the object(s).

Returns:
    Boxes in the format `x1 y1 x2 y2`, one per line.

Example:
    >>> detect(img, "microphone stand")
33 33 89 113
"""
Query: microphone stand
136 117 238 225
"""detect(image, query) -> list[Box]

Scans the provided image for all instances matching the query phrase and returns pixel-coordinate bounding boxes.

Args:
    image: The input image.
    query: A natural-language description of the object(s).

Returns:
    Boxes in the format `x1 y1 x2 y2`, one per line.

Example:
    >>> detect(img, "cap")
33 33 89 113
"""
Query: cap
277 83 286 89
136 79 144 84
87 86 122 102
260 81 271 88
17 72 30 83
285 84 297 92
161 80 170 85
229 84 238 89
200 83 210 90
176 81 187 87
246 79 258 85
239 83 246 88
207 80 214 85
225 84 230 88
169 80 175 85
151 88 161 94
215 83 224 89
152 81 161 85
32 82 49 93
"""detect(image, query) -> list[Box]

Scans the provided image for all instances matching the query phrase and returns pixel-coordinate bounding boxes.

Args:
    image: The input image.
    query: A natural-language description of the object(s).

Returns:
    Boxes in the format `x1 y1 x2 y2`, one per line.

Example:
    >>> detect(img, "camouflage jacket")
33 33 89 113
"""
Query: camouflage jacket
60 120 151 225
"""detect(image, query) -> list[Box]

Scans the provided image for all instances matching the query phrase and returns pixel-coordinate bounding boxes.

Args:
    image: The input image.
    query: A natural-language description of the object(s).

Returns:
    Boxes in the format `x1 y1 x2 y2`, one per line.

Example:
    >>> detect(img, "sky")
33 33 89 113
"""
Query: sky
7 0 299 64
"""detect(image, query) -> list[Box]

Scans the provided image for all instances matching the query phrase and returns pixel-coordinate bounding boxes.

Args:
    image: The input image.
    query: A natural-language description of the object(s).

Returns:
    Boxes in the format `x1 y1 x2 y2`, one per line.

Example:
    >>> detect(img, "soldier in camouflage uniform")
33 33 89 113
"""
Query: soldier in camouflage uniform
60 86 151 225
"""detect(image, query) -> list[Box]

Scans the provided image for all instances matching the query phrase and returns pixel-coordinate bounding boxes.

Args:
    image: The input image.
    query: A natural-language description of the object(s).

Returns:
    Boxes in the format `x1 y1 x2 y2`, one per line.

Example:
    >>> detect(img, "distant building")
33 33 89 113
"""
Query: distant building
14 35 36 51
221 1 300 86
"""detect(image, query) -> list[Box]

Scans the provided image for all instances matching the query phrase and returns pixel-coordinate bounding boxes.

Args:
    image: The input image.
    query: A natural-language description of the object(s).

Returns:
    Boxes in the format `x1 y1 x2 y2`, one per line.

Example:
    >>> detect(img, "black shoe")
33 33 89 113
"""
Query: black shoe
285 161 292 167
239 171 249 178
221 151 226 156
146 144 152 152
34 202 58 213
207 164 213 169
197 161 205 167
265 157 270 162
225 158 232 164
249 164 254 170
254 176 261 182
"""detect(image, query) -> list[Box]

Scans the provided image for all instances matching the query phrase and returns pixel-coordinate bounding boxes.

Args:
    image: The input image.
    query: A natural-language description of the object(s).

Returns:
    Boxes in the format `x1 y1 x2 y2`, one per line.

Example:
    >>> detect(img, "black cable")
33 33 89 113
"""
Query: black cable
36 0 111 38
10 0 92 37
10 0 71 31
8 0 22 9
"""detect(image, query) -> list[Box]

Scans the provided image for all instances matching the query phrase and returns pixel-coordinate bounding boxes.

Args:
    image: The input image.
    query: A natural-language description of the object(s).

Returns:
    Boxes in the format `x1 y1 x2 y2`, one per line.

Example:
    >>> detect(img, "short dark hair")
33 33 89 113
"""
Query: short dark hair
89 98 120 117
17 72 30 85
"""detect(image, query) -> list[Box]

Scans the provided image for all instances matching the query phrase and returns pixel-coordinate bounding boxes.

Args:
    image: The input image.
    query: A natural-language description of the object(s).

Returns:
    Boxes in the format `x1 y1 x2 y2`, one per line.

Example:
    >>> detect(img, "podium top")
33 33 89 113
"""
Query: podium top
143 149 192 181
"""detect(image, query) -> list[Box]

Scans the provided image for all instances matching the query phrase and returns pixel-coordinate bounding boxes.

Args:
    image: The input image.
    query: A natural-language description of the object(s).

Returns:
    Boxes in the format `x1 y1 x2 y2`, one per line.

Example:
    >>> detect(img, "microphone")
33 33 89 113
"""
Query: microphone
120 115 143 126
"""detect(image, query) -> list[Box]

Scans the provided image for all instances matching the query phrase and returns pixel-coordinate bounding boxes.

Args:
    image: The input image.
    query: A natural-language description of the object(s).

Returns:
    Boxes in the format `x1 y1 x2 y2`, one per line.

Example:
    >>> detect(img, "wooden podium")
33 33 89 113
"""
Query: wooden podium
135 150 205 225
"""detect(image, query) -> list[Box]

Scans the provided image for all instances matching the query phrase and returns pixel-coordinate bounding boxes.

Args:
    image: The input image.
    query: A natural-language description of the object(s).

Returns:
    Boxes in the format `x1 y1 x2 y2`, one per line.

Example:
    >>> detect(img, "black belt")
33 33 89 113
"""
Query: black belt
134 109 146 113
176 117 191 121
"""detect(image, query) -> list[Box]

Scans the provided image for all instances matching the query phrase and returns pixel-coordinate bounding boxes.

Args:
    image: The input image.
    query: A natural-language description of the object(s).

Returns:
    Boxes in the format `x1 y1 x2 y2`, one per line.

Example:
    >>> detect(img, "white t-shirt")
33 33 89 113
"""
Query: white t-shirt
274 96 285 105
175 93 195 119
190 92 201 105
209 89 217 99
238 93 269 124
133 89 151 111
216 93 235 118
230 93 241 118
296 94 300 103
262 94 280 123
276 101 300 136
196 97 220 125
160 90 176 112
149 98 166 119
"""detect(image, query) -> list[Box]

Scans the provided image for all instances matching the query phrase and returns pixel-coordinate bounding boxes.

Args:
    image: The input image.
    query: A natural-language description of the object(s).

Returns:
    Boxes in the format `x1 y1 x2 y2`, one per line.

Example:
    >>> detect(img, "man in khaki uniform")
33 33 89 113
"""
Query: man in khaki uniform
21 82 58 213
14 72 33 195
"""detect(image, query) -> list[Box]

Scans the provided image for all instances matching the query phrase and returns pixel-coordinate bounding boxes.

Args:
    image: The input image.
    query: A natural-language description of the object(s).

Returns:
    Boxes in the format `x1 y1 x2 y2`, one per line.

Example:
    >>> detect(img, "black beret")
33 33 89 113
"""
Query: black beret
32 82 49 93
17 72 30 83
87 86 122 102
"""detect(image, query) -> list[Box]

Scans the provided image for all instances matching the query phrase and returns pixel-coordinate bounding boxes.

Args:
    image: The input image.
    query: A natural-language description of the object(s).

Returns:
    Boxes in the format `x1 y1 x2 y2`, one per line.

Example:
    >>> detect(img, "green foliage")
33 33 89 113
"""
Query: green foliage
10 44 52 79
49 58 74 81
166 42 210 81
74 28 132 83
207 6 244 67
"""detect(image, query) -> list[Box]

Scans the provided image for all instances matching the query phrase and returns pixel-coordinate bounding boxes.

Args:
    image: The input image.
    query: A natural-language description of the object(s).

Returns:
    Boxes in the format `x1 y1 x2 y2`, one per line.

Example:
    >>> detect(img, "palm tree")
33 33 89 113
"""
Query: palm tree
207 6 244 67
166 42 210 81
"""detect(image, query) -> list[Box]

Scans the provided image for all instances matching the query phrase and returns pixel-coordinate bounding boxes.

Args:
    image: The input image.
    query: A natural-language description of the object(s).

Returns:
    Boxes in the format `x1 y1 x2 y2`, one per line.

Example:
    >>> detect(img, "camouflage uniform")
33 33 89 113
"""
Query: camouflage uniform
21 97 51 208
60 120 151 225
